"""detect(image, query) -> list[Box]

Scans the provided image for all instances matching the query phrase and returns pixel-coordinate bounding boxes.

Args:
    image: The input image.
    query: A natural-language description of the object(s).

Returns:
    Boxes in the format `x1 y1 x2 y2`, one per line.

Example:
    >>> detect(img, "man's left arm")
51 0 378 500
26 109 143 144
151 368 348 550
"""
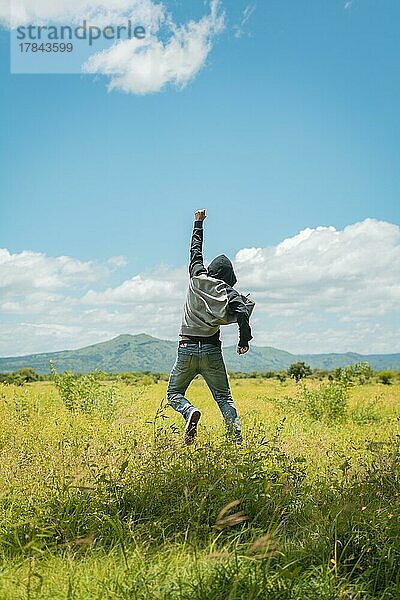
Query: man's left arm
227 291 253 354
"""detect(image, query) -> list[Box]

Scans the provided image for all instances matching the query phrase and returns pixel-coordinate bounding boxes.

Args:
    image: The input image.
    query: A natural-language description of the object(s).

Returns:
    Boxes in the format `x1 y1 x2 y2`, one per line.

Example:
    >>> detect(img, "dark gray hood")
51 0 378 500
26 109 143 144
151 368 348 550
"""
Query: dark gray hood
207 255 237 287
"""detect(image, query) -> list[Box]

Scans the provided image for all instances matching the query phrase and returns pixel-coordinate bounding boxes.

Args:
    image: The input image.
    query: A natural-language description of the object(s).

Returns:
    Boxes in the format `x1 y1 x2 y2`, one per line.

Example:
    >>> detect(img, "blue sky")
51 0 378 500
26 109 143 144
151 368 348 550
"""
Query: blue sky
0 0 399 356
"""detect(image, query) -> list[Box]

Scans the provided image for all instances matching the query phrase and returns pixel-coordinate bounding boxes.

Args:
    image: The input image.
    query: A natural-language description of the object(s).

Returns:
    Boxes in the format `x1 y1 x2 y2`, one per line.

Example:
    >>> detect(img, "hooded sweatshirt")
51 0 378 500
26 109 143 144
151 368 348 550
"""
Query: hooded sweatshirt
180 221 254 347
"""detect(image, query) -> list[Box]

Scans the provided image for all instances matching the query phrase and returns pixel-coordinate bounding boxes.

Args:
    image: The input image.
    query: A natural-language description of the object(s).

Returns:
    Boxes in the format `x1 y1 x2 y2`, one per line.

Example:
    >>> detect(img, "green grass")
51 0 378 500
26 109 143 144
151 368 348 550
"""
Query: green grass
0 378 399 599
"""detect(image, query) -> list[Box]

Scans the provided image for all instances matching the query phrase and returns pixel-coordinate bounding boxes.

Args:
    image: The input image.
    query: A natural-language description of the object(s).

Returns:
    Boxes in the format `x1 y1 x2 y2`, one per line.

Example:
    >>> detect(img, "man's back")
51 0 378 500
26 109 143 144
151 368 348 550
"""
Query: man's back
166 209 255 446
180 215 253 348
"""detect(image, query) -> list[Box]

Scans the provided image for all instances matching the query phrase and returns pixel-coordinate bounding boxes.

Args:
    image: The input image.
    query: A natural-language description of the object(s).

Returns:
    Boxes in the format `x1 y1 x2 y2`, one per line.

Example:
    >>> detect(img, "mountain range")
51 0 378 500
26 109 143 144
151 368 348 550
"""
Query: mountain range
0 334 399 373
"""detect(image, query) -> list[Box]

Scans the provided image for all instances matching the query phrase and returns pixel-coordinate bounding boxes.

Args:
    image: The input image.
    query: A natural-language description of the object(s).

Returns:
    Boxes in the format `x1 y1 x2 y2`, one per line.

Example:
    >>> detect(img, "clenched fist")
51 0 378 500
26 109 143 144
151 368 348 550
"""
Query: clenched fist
237 346 249 355
195 209 206 221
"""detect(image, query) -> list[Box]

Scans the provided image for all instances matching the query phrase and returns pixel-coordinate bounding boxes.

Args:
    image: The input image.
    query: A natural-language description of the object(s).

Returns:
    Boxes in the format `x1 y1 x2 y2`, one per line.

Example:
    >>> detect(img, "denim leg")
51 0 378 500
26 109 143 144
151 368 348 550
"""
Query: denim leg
167 346 198 420
200 346 241 435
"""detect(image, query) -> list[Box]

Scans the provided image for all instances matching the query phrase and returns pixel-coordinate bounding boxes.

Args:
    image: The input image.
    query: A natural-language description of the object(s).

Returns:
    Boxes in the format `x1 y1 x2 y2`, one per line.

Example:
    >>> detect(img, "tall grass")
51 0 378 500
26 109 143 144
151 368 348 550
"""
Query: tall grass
0 378 399 599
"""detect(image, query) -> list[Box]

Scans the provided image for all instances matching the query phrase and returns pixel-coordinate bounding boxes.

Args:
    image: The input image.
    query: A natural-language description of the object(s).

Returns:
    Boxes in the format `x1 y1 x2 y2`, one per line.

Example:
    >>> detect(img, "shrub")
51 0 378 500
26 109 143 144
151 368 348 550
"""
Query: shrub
0 372 25 386
15 367 40 383
0 368 40 385
377 371 394 385
118 371 164 385
300 381 349 423
276 372 287 383
334 362 373 385
350 400 381 425
288 362 312 382
50 362 118 418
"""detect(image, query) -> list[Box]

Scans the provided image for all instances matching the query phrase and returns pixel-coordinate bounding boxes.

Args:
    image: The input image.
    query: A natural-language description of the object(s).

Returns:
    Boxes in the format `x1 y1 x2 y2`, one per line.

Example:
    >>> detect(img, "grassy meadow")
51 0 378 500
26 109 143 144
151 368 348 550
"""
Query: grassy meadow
0 375 399 599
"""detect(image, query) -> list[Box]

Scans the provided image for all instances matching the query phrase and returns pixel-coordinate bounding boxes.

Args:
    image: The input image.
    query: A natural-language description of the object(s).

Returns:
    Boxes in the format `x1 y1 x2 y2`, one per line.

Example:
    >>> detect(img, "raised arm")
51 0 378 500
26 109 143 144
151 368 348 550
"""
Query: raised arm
189 209 207 277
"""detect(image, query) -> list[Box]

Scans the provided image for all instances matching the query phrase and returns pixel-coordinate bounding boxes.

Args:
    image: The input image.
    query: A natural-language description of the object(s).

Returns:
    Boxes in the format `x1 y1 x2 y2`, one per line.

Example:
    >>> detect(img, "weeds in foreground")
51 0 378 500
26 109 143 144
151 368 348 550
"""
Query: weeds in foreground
267 380 349 423
50 363 119 418
0 380 399 599
300 381 349 422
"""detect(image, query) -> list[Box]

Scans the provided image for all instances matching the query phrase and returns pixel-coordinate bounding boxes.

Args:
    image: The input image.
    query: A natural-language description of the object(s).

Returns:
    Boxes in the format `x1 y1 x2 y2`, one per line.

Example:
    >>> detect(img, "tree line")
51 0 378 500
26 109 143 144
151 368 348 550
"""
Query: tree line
0 363 398 386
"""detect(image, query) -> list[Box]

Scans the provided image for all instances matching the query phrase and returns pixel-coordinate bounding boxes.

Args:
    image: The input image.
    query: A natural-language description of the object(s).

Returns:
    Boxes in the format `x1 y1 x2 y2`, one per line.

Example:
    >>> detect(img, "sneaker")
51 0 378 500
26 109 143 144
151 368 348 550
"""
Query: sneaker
235 433 243 446
184 408 201 445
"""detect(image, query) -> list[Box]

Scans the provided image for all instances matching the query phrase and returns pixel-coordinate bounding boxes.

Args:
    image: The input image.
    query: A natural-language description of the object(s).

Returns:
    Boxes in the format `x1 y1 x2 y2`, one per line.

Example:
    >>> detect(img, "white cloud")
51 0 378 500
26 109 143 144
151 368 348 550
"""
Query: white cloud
235 219 400 301
0 248 103 295
1 0 224 95
233 4 256 39
231 219 400 352
1 219 399 356
82 1 224 94
107 255 128 268
82 271 185 305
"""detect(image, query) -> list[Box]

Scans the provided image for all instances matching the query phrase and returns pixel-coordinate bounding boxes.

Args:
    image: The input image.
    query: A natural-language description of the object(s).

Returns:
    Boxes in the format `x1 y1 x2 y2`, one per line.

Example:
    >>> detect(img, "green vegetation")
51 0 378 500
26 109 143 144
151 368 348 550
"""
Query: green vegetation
377 371 396 385
50 363 118 418
0 367 45 385
287 361 312 382
0 373 399 598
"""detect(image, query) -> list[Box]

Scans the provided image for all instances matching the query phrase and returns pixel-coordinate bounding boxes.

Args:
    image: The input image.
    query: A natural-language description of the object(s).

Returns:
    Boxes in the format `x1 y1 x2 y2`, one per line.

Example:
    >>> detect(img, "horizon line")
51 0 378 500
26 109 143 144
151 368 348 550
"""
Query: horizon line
0 332 399 360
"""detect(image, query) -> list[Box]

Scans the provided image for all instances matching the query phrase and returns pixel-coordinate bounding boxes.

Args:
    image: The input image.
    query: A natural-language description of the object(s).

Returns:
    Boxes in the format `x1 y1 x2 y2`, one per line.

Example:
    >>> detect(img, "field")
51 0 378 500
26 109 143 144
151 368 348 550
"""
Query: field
0 376 399 599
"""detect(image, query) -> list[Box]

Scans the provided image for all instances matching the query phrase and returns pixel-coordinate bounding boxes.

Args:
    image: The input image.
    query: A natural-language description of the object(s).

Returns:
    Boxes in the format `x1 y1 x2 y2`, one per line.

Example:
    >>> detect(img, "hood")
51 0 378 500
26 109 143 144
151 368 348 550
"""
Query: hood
207 254 237 287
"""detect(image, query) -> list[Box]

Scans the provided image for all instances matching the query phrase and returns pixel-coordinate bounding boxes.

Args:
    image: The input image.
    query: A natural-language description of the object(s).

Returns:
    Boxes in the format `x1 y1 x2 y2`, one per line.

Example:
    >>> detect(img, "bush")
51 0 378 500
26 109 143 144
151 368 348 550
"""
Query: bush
0 373 25 386
50 362 119 418
0 368 40 385
334 362 373 385
377 371 394 385
15 367 40 382
118 371 166 385
300 381 349 423
350 400 381 425
288 362 312 382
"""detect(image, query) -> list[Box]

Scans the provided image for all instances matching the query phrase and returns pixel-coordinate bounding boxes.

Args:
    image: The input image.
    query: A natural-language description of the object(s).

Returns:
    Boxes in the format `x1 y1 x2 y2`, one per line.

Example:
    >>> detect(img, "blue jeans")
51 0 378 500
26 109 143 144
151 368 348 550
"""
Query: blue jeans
167 342 241 435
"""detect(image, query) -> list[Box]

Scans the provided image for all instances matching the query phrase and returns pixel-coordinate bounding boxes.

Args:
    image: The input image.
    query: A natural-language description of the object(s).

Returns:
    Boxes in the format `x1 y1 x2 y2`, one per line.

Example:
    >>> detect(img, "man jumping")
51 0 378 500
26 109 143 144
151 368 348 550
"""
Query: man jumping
167 209 254 446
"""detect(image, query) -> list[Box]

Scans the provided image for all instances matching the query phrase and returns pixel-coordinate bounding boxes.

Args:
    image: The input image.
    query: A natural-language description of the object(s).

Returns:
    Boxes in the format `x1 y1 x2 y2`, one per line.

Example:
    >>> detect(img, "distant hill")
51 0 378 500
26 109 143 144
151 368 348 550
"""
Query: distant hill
0 334 399 374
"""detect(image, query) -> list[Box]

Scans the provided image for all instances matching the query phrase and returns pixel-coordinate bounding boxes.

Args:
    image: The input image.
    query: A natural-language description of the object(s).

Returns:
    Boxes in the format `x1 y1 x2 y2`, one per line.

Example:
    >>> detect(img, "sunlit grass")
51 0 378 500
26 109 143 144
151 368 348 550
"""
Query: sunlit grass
0 378 399 599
